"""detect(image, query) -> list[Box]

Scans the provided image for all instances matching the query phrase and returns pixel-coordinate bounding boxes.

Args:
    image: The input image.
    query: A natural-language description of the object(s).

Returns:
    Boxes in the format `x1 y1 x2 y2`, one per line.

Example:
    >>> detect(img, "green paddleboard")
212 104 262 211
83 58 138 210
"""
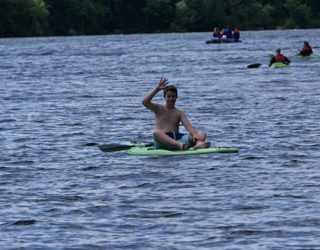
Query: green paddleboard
270 62 290 68
295 54 320 59
127 146 239 156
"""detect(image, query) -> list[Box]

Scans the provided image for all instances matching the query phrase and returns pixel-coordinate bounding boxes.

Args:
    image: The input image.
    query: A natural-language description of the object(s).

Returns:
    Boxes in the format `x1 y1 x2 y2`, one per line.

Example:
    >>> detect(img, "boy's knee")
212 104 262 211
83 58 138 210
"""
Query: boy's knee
153 131 159 139
153 131 164 140
198 131 207 141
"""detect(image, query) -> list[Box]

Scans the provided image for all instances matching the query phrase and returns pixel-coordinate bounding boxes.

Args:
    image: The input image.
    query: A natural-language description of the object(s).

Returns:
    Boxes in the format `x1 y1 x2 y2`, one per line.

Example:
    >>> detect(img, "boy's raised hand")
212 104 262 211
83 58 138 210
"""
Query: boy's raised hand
156 77 169 90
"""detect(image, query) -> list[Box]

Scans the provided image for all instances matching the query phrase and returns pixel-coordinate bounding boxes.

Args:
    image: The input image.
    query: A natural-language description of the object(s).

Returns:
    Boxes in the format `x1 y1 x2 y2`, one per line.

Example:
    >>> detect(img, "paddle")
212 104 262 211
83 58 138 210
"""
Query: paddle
98 142 153 152
247 63 262 68
83 142 98 146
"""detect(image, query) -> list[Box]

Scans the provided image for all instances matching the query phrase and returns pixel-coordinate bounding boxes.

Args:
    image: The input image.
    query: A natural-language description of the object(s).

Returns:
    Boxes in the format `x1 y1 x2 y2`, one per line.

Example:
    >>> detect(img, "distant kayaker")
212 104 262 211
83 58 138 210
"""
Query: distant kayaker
212 27 222 38
222 26 233 39
233 28 240 41
142 78 210 150
269 48 291 67
299 41 313 56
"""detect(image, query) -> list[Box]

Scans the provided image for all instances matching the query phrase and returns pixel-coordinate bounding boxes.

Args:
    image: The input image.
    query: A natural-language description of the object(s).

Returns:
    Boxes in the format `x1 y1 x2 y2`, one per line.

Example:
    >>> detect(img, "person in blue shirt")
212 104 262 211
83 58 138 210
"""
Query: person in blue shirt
222 26 233 39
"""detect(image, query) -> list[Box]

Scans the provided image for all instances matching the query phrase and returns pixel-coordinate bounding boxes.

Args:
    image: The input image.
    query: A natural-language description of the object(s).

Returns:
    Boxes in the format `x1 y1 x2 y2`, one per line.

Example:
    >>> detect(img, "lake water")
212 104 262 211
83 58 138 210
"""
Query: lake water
1 30 320 249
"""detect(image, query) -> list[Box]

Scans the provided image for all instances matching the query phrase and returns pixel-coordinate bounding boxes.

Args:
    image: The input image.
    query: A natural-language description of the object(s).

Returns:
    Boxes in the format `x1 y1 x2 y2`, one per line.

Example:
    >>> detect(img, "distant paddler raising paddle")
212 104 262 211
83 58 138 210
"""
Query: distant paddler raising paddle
142 78 211 150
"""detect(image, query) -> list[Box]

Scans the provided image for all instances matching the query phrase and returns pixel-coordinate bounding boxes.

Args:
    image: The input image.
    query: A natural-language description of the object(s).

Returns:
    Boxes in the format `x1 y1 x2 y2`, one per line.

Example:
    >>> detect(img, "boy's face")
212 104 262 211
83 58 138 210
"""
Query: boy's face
164 90 177 107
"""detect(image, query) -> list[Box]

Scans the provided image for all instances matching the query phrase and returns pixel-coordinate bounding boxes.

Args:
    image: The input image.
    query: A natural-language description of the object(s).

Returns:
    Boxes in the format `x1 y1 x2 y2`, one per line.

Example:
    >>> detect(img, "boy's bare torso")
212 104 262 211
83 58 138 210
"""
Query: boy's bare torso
154 105 182 132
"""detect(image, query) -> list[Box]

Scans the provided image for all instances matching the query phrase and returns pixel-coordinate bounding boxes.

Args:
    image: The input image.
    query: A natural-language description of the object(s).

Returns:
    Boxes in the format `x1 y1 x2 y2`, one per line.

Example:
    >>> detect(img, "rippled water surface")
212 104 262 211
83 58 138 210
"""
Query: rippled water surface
1 30 320 249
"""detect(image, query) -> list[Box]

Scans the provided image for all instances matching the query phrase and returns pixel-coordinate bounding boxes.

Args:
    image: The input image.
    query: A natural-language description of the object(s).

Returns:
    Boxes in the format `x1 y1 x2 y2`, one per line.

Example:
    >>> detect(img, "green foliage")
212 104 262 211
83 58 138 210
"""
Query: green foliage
0 0 319 37
45 0 107 35
112 0 148 33
283 0 312 28
143 0 176 33
0 0 49 37
200 0 226 29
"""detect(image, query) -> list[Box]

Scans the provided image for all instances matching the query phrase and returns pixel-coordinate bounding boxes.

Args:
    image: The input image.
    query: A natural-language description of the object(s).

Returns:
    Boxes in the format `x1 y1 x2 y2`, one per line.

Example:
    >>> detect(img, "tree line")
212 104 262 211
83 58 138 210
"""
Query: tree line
0 0 319 37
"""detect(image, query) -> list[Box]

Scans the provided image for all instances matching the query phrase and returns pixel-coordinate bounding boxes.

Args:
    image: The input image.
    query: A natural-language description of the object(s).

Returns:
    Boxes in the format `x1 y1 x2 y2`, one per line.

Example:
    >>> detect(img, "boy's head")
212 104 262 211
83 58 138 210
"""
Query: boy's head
164 85 178 97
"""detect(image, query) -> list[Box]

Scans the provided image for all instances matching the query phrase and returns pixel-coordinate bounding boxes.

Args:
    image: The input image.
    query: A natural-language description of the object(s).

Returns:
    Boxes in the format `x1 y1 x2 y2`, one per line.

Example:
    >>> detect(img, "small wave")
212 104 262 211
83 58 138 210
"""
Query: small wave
132 210 183 218
0 118 16 123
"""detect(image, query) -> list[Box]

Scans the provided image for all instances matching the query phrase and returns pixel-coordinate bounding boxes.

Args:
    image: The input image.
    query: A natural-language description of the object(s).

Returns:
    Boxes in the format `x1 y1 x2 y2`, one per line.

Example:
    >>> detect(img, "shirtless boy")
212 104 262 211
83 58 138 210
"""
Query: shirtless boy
142 78 210 150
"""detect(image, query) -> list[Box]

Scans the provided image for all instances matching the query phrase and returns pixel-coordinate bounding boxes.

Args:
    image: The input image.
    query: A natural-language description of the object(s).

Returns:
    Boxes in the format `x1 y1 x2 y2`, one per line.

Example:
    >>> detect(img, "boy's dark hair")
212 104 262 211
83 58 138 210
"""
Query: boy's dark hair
164 85 178 97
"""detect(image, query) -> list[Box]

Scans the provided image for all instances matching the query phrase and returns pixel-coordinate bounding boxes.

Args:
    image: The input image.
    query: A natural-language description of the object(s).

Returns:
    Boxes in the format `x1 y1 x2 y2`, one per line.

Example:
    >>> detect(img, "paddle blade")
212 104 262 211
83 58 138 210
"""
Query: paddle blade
98 144 134 152
83 142 98 146
247 63 261 68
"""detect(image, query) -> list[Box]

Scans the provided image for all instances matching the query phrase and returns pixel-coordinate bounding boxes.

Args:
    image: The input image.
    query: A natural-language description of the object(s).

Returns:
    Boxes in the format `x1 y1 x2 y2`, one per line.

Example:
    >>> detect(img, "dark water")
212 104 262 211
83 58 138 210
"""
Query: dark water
1 30 320 249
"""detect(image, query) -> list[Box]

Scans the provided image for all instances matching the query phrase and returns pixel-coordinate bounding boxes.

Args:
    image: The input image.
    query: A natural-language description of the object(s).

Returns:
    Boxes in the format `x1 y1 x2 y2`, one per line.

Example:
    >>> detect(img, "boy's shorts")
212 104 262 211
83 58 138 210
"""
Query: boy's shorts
154 132 192 150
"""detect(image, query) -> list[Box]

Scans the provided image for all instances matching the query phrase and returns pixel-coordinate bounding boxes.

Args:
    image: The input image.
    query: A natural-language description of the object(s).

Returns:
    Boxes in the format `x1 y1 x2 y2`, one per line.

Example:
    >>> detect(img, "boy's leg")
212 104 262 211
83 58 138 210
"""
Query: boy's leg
193 141 211 149
189 131 206 144
189 132 211 149
154 131 184 150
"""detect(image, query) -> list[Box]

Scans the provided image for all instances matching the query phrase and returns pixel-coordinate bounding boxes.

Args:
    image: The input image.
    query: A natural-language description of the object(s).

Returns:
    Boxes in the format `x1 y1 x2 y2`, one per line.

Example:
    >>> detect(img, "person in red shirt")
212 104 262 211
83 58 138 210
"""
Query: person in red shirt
233 28 240 41
299 41 313 56
269 48 291 67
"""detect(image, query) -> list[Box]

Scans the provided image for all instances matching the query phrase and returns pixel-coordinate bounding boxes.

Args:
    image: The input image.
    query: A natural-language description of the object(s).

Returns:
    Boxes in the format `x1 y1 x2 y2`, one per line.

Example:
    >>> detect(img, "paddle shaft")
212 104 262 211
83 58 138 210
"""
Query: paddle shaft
98 143 153 152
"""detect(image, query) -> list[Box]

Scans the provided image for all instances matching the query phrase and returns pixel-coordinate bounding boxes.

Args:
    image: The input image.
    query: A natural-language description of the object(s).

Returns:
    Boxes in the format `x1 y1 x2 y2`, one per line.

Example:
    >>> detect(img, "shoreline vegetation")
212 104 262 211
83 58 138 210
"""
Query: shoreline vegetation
1 0 320 38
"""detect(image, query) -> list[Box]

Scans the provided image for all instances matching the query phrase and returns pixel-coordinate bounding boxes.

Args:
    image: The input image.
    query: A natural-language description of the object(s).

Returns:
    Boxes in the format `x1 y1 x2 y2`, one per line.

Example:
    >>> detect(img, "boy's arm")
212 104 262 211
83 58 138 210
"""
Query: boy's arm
180 111 201 140
142 87 160 112
142 78 168 112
